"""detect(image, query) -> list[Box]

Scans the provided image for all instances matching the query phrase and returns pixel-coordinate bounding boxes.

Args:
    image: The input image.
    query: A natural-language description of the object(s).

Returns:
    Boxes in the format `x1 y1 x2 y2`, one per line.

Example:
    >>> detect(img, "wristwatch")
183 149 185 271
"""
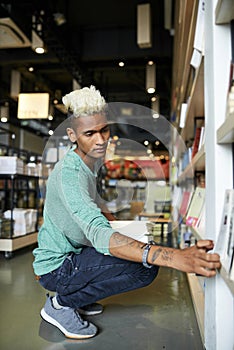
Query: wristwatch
142 240 157 268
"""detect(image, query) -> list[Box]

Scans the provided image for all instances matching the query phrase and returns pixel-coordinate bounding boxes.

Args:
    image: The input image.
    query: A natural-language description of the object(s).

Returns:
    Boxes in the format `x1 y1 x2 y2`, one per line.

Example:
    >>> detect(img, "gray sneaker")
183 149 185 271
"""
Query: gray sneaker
78 303 104 316
40 295 98 339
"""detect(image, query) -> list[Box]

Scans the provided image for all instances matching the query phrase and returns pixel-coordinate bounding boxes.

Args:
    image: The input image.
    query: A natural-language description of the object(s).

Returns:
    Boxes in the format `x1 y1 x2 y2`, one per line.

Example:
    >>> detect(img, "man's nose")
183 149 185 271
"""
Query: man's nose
96 132 105 144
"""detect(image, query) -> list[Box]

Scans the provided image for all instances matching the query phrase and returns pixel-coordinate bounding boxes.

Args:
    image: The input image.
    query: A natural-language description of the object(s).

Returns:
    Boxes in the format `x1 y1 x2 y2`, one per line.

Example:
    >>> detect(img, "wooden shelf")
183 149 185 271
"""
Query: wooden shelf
217 112 234 143
186 273 204 344
0 231 38 252
215 0 234 24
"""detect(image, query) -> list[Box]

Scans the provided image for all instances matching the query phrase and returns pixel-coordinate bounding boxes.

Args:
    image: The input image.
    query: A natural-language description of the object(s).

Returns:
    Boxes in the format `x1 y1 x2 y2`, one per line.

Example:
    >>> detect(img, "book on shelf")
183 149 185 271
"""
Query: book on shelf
193 0 205 54
226 62 234 119
230 250 234 281
191 127 202 159
198 126 205 151
179 190 193 219
186 187 205 228
215 189 234 276
196 204 205 237
190 48 203 69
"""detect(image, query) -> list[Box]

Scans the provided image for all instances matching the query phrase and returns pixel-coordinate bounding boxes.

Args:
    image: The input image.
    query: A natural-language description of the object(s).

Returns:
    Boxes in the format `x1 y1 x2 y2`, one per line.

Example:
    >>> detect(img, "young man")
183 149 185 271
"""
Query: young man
33 86 221 340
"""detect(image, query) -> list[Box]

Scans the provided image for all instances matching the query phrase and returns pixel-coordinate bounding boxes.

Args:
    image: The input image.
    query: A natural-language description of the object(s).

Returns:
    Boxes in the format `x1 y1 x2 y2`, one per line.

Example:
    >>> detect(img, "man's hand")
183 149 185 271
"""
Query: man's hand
149 239 221 277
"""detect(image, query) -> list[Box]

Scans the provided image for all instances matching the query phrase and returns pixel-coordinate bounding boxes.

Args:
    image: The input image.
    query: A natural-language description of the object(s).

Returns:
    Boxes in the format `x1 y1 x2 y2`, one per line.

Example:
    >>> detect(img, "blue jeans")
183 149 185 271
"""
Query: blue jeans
39 247 159 309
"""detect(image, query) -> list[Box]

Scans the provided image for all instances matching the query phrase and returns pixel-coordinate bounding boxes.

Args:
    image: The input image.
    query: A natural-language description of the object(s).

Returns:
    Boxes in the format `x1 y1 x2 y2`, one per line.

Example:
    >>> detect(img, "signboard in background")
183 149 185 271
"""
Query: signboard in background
17 93 50 119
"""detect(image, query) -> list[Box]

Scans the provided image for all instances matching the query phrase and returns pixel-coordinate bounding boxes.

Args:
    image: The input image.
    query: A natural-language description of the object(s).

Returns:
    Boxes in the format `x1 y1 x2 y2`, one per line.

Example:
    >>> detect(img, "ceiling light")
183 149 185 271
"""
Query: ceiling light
148 60 154 66
118 61 125 67
0 103 9 123
144 140 149 146
28 66 34 72
147 87 155 94
146 62 156 94
137 3 152 48
151 95 160 114
48 130 54 135
32 30 45 54
151 96 156 102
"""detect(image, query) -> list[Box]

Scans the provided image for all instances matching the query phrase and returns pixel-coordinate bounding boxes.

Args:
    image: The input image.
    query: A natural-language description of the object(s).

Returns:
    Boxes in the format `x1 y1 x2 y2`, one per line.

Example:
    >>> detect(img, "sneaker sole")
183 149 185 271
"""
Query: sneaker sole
78 309 103 316
40 308 97 339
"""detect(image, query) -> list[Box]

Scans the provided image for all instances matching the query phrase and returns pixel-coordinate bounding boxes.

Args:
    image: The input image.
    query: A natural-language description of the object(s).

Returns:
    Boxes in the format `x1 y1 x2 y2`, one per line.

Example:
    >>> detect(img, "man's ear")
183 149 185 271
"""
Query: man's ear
66 128 77 143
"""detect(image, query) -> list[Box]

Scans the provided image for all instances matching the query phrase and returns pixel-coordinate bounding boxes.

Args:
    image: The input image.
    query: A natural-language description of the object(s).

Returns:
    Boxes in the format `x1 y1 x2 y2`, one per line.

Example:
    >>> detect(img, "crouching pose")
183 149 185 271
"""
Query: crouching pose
33 86 221 339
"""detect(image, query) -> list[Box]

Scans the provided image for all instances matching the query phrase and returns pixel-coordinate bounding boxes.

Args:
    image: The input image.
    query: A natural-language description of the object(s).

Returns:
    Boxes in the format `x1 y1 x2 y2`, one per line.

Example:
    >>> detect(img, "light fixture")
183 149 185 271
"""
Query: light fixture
0 103 9 123
144 140 149 146
151 95 160 114
28 66 34 72
10 70 21 100
118 61 125 67
137 3 152 48
48 130 54 136
32 29 45 54
31 12 46 54
146 62 156 94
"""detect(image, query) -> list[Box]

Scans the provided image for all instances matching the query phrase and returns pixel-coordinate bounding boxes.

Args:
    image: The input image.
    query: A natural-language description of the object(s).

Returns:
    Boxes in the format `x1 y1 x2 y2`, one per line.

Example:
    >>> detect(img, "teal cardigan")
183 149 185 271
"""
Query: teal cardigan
33 146 115 276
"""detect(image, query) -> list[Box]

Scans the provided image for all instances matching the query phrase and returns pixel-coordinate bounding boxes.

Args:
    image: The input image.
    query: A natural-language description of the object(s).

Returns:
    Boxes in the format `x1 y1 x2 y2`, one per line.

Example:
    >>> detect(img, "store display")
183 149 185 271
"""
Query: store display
0 149 40 257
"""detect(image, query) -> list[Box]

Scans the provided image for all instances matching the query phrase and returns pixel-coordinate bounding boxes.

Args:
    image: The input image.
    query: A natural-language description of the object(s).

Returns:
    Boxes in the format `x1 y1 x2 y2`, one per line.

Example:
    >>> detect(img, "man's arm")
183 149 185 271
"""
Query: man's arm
109 232 221 277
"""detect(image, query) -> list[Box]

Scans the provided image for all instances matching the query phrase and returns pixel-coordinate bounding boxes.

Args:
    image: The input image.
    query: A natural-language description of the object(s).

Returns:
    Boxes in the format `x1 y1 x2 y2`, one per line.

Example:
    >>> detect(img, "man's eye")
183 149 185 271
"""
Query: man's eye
102 127 110 133
85 132 94 137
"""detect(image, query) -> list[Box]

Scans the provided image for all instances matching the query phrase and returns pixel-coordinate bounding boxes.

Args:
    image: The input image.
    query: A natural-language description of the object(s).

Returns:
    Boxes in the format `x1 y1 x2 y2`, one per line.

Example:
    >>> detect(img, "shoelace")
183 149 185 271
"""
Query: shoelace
74 310 87 326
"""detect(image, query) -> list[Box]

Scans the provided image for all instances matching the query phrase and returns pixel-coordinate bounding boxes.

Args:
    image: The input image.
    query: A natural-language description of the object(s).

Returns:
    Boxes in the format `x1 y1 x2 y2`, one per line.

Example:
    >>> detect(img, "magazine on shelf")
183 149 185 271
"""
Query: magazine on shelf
186 187 205 227
215 189 234 274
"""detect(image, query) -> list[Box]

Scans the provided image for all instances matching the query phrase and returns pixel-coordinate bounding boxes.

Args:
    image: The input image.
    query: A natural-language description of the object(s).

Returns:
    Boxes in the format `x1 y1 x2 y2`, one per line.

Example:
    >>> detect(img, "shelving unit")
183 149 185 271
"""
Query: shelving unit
171 0 234 349
0 173 40 258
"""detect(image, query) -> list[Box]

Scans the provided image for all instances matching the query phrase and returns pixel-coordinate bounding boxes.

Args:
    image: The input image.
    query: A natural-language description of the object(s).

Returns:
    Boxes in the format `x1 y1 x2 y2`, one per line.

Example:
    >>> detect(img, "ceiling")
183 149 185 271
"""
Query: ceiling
0 0 174 146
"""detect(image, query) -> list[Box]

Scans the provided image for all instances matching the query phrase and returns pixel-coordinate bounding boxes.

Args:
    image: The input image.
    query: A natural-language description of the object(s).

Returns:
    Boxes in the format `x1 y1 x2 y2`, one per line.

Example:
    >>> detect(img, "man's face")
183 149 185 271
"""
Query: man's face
67 113 110 160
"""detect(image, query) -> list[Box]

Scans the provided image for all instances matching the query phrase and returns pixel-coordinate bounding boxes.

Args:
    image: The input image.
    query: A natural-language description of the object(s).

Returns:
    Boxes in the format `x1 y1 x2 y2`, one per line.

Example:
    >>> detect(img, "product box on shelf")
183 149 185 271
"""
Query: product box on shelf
0 156 24 174
0 216 12 238
4 208 37 236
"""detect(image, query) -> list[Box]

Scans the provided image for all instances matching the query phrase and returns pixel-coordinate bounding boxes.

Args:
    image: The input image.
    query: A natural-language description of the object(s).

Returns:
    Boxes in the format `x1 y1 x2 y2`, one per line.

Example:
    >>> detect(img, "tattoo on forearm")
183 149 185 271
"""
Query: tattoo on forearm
151 248 174 263
151 248 162 262
111 232 145 249
162 250 174 262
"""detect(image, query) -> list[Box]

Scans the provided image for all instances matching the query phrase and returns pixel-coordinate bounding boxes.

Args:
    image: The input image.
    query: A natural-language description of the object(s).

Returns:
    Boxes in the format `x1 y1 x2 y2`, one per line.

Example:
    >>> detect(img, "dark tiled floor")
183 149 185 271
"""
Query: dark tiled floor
0 246 203 350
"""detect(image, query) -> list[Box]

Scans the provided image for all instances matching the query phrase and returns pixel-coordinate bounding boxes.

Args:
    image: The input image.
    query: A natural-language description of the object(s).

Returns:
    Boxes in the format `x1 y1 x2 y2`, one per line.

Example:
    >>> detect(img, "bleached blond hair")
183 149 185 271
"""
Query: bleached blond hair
62 85 106 117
